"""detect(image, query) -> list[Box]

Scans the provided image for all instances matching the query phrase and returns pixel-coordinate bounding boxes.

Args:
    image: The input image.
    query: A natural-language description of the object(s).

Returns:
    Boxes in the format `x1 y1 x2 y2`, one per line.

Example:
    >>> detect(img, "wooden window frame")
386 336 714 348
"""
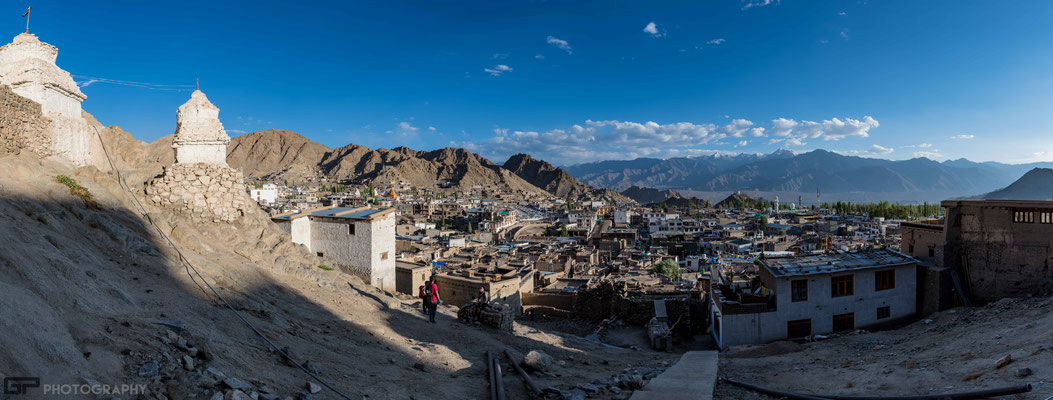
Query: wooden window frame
875 269 895 291
348 223 356 235
787 318 811 338
1041 212 1053 224
791 279 808 302
877 306 891 320
832 312 855 332
831 274 854 298
1013 210 1034 224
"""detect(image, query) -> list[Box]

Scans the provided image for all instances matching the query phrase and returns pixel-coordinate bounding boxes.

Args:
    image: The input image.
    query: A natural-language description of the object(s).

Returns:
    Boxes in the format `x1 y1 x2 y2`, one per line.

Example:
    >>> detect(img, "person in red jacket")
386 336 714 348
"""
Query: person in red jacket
423 277 440 323
418 284 428 315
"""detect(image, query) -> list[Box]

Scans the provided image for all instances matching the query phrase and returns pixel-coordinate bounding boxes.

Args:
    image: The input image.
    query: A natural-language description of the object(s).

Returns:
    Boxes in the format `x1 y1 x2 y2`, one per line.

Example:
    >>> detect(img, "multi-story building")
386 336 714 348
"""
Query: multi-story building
272 206 396 291
941 200 1053 302
711 249 917 349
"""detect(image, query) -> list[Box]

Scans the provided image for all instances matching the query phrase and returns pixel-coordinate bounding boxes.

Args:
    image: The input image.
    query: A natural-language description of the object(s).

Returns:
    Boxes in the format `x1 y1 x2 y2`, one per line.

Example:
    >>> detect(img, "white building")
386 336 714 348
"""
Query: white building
273 206 396 291
250 183 279 204
711 250 917 349
173 90 230 165
0 33 97 167
613 210 634 225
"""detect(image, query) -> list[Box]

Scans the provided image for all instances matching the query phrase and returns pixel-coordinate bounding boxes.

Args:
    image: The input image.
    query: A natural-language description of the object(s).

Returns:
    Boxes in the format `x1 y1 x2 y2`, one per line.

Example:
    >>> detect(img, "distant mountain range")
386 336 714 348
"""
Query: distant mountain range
565 149 1053 202
976 168 1053 200
502 153 630 202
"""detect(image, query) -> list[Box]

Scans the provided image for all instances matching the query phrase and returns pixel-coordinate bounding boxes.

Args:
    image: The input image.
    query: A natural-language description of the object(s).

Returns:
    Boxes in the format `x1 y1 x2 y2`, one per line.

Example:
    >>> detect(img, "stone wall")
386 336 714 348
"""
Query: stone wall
145 163 252 223
942 200 1053 303
0 84 51 157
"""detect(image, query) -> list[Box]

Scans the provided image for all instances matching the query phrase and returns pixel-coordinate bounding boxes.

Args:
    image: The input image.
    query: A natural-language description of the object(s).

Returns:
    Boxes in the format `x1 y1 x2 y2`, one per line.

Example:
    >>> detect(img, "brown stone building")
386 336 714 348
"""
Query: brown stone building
941 200 1053 303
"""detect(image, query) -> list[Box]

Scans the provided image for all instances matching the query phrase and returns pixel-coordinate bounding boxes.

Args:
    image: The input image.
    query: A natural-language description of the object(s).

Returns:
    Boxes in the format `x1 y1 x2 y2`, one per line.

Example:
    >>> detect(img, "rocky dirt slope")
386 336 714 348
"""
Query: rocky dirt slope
716 296 1053 399
0 127 672 399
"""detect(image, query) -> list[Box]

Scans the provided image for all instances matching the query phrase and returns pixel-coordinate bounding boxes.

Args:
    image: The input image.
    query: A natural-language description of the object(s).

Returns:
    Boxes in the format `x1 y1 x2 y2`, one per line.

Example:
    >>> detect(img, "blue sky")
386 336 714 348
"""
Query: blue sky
11 0 1053 165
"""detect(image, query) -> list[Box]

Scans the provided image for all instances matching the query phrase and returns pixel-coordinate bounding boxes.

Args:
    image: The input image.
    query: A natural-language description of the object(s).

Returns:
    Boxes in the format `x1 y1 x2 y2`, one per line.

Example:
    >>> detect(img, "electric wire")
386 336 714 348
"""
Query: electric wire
89 124 355 400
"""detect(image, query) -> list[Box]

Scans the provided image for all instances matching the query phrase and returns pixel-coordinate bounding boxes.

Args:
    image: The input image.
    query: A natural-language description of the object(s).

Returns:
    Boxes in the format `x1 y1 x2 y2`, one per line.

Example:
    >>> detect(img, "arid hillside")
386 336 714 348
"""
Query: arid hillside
0 126 671 399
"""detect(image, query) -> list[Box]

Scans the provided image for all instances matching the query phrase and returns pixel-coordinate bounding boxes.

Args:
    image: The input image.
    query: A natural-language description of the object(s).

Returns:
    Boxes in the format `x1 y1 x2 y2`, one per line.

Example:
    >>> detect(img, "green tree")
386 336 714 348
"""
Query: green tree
559 223 569 237
652 259 683 281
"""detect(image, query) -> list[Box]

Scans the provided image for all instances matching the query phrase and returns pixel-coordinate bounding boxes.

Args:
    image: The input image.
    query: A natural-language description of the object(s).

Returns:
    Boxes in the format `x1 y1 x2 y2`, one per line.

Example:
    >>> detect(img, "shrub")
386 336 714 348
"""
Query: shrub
318 265 334 271
55 175 98 209
651 259 683 281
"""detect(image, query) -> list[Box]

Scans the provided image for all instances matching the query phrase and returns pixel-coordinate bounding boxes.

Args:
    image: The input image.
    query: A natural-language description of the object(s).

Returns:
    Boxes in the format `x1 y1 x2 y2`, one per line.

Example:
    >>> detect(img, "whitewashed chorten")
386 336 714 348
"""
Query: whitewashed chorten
0 33 96 166
172 90 230 166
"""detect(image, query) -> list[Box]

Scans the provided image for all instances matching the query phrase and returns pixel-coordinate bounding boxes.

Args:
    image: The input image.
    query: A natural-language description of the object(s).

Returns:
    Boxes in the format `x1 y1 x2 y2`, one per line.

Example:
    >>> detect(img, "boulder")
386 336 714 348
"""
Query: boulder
523 350 554 372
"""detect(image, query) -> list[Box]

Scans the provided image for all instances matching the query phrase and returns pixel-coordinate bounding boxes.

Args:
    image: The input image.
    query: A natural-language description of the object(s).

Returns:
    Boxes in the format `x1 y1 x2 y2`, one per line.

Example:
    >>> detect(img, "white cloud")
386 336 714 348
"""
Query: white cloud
706 38 726 46
951 134 975 140
839 29 849 40
913 150 944 159
838 11 847 16
742 0 779 10
484 64 513 76
395 121 419 135
766 115 880 142
78 79 99 88
903 143 933 149
870 144 894 154
492 53 509 60
535 54 545 59
463 115 878 164
428 126 437 131
546 36 572 54
643 22 664 37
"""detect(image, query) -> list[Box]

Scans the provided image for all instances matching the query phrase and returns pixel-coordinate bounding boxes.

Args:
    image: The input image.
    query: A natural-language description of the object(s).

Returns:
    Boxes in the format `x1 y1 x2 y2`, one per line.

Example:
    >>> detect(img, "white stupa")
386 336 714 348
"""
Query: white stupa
0 33 85 118
172 90 230 166
0 32 95 166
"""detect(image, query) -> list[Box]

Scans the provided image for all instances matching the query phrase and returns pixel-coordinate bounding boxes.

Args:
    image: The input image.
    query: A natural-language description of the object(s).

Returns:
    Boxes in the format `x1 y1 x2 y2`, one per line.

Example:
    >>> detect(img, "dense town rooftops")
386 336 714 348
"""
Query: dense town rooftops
761 249 916 278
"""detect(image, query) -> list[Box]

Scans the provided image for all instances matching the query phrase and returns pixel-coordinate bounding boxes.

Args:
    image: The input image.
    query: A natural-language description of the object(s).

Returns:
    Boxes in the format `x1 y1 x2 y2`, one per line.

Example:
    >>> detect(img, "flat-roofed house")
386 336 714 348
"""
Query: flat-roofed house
711 249 917 349
273 206 396 291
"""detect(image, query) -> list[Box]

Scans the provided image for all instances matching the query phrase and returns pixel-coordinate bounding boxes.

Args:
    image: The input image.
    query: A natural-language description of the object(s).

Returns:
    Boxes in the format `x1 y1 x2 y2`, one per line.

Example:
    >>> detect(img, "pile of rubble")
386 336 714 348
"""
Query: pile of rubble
539 362 669 400
145 163 252 223
457 301 515 332
124 321 327 400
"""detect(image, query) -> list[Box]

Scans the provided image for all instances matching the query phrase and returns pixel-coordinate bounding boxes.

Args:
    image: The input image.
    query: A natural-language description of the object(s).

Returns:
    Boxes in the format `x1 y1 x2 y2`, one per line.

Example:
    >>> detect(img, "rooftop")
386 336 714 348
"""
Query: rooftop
272 206 392 221
761 249 916 278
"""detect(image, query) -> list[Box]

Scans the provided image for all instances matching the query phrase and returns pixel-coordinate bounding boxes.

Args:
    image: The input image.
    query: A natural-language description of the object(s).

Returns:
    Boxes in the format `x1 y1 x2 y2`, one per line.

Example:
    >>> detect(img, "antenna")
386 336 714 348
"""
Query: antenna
196 78 200 91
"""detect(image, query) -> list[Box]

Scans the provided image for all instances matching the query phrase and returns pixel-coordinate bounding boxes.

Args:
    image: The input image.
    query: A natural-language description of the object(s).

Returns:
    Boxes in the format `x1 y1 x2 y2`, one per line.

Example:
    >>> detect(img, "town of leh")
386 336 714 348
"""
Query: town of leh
2 1 1053 399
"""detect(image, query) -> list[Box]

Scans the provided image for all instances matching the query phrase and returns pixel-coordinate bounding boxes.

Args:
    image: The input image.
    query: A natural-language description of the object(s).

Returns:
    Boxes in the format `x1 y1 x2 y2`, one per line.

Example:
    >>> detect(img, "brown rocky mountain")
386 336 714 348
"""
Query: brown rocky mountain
503 153 633 202
619 185 684 204
221 130 547 195
226 129 331 182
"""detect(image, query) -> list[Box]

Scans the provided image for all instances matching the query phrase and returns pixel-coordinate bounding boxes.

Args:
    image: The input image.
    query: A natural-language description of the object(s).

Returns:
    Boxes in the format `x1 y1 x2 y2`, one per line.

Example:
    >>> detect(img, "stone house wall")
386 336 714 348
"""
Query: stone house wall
0 84 51 157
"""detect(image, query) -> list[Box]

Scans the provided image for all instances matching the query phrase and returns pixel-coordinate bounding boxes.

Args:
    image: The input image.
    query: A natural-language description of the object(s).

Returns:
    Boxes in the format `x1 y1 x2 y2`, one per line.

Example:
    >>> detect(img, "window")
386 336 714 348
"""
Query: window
787 319 811 338
908 244 914 254
833 313 855 332
877 306 891 320
381 252 389 261
316 252 324 257
1042 212 1053 224
347 224 356 235
1013 210 1034 223
831 275 854 298
875 270 895 291
791 279 808 302
927 246 935 258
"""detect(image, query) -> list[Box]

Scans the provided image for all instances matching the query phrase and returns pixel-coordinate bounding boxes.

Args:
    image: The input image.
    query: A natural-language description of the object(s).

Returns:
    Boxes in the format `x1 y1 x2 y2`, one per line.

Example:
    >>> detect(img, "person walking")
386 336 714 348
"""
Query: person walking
424 277 440 323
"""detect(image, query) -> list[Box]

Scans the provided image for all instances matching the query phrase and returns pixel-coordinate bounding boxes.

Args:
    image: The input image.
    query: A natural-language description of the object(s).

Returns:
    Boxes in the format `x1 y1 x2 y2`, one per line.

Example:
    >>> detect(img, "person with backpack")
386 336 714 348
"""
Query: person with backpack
423 276 440 323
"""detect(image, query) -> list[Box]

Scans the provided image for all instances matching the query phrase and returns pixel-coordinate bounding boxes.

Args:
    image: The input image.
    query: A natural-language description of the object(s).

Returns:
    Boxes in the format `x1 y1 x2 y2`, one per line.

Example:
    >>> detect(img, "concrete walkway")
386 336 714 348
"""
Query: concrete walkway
630 351 718 400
